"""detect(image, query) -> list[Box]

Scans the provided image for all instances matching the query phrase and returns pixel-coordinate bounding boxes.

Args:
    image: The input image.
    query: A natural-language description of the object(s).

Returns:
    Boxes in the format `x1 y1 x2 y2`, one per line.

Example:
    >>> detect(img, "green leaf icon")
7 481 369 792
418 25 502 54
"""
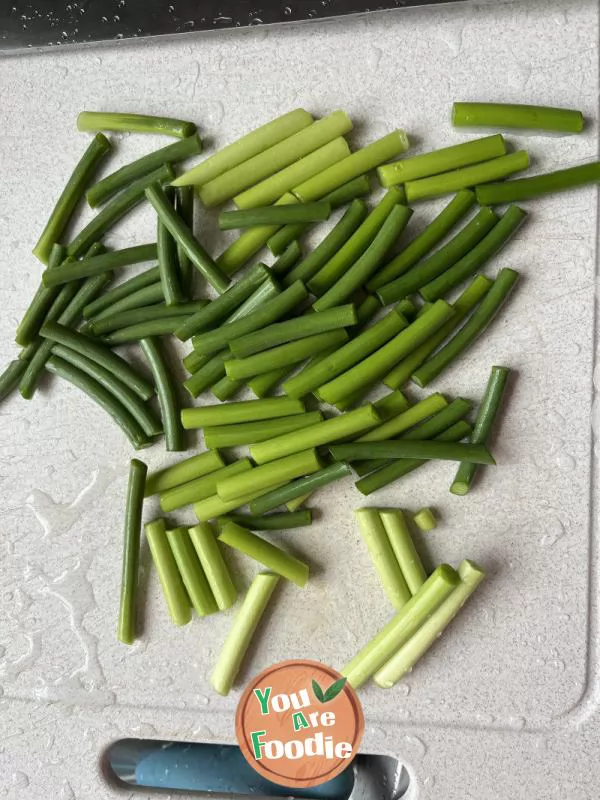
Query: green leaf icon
312 679 325 703
323 677 347 702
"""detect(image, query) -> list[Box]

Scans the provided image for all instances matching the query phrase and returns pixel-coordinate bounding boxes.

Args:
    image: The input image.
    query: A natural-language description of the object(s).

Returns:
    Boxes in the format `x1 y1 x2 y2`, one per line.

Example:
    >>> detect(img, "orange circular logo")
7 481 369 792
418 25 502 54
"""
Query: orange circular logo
235 659 364 789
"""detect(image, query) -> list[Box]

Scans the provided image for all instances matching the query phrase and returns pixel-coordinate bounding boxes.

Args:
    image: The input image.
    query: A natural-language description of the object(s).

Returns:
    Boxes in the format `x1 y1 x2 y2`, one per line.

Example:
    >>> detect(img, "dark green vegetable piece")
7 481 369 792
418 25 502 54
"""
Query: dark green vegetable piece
450 366 510 495
218 510 313 530
0 360 28 405
174 263 270 342
475 161 600 205
89 302 208 335
420 206 527 302
270 240 302 276
42 244 158 287
140 337 186 452
145 183 230 294
376 207 498 305
157 188 184 306
412 268 519 387
117 458 148 645
218 202 332 230
83 266 161 319
45 355 150 448
39 321 154 400
33 133 112 264
175 186 195 296
67 164 175 258
16 243 68 347
87 134 203 207
50 343 162 438
249 462 352 515
329 440 494 464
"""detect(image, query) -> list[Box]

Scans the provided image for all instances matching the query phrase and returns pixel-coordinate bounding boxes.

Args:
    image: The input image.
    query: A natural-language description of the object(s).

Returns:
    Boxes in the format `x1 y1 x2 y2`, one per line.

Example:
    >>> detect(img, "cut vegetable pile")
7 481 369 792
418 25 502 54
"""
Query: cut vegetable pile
2 101 592 694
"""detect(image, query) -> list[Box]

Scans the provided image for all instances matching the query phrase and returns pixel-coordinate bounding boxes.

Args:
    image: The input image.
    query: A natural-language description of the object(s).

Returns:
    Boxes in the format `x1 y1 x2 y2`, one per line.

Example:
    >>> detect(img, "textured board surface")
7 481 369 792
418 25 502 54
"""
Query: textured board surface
0 1 599 797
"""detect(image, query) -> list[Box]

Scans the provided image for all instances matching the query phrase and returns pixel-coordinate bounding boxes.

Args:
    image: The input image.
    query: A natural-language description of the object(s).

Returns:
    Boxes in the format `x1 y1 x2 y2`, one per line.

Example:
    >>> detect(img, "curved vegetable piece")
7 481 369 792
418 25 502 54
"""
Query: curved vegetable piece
140 337 185 451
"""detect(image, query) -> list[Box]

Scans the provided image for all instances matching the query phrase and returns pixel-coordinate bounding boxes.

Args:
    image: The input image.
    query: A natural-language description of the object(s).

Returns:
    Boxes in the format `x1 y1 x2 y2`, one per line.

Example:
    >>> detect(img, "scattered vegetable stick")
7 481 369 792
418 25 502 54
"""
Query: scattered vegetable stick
283 306 407 398
376 207 498 305
270 240 302 275
183 351 235 399
16 243 68 347
353 396 472 477
216 193 300 276
139 337 184 452
157 192 184 306
373 559 485 687
218 522 309 587
414 507 437 532
308 188 404 296
331 440 494 464
293 130 410 201
340 564 460 689
175 264 270 341
174 186 195 297
405 150 529 202
145 450 225 497
248 367 293 398
450 365 510 495
43 243 158 287
355 508 412 610
229 305 356 358
83 266 162 319
39 321 154 400
0 360 27 405
166 527 218 616
452 102 584 134
146 184 230 294
226 330 349 380
475 161 600 204
210 375 245 402
51 343 162 438
219 202 332 230
87 134 203 207
199 111 353 206
160 460 253 512
420 205 527 302
211 573 280 696
373 390 411 419
356 421 472 495
77 110 196 138
412 268 519 387
316 301 455 406
250 404 381 464
219 510 313 530
44 355 149 449
145 519 192 626
33 133 112 264
172 109 314 187
103 316 196 343
267 175 371 255
380 510 427 595
89 302 207 335
249 462 353 515
313 204 413 311
378 134 507 186
67 164 175 258
182 397 305 429
193 482 287 521
217 449 322 502
234 137 351 209
203 412 323 449
21 266 112 400
384 275 493 389
117 458 147 645
284 200 368 286
188 523 237 610
357 393 449 443
368 190 476 291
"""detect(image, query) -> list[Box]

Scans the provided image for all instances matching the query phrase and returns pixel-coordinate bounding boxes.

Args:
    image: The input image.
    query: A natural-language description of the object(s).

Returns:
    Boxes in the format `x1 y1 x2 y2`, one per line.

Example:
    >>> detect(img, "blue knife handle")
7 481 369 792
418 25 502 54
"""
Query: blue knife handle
134 741 354 799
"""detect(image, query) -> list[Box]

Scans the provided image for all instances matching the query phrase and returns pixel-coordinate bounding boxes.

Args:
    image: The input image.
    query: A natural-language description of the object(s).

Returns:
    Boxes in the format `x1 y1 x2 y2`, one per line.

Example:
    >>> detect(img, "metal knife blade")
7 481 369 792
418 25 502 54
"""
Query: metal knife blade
2 0 468 54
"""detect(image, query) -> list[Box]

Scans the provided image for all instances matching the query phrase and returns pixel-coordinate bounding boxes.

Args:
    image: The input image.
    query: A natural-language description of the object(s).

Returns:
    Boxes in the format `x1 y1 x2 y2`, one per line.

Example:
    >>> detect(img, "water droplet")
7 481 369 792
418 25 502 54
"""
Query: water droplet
403 734 427 759
12 772 29 789
213 14 232 23
113 14 120 22
540 516 566 547
100 15 108 22
115 32 124 39
283 5 292 13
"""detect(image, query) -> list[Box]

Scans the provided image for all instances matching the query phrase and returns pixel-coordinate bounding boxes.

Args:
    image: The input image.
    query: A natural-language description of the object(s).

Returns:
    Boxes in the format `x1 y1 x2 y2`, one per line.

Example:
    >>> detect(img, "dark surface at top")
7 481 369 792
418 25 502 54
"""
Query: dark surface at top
2 0 466 53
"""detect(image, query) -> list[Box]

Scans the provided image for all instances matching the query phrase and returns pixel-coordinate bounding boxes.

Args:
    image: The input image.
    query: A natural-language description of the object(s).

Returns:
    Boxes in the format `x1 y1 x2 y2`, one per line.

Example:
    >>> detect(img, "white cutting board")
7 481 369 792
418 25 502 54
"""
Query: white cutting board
0 1 599 796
